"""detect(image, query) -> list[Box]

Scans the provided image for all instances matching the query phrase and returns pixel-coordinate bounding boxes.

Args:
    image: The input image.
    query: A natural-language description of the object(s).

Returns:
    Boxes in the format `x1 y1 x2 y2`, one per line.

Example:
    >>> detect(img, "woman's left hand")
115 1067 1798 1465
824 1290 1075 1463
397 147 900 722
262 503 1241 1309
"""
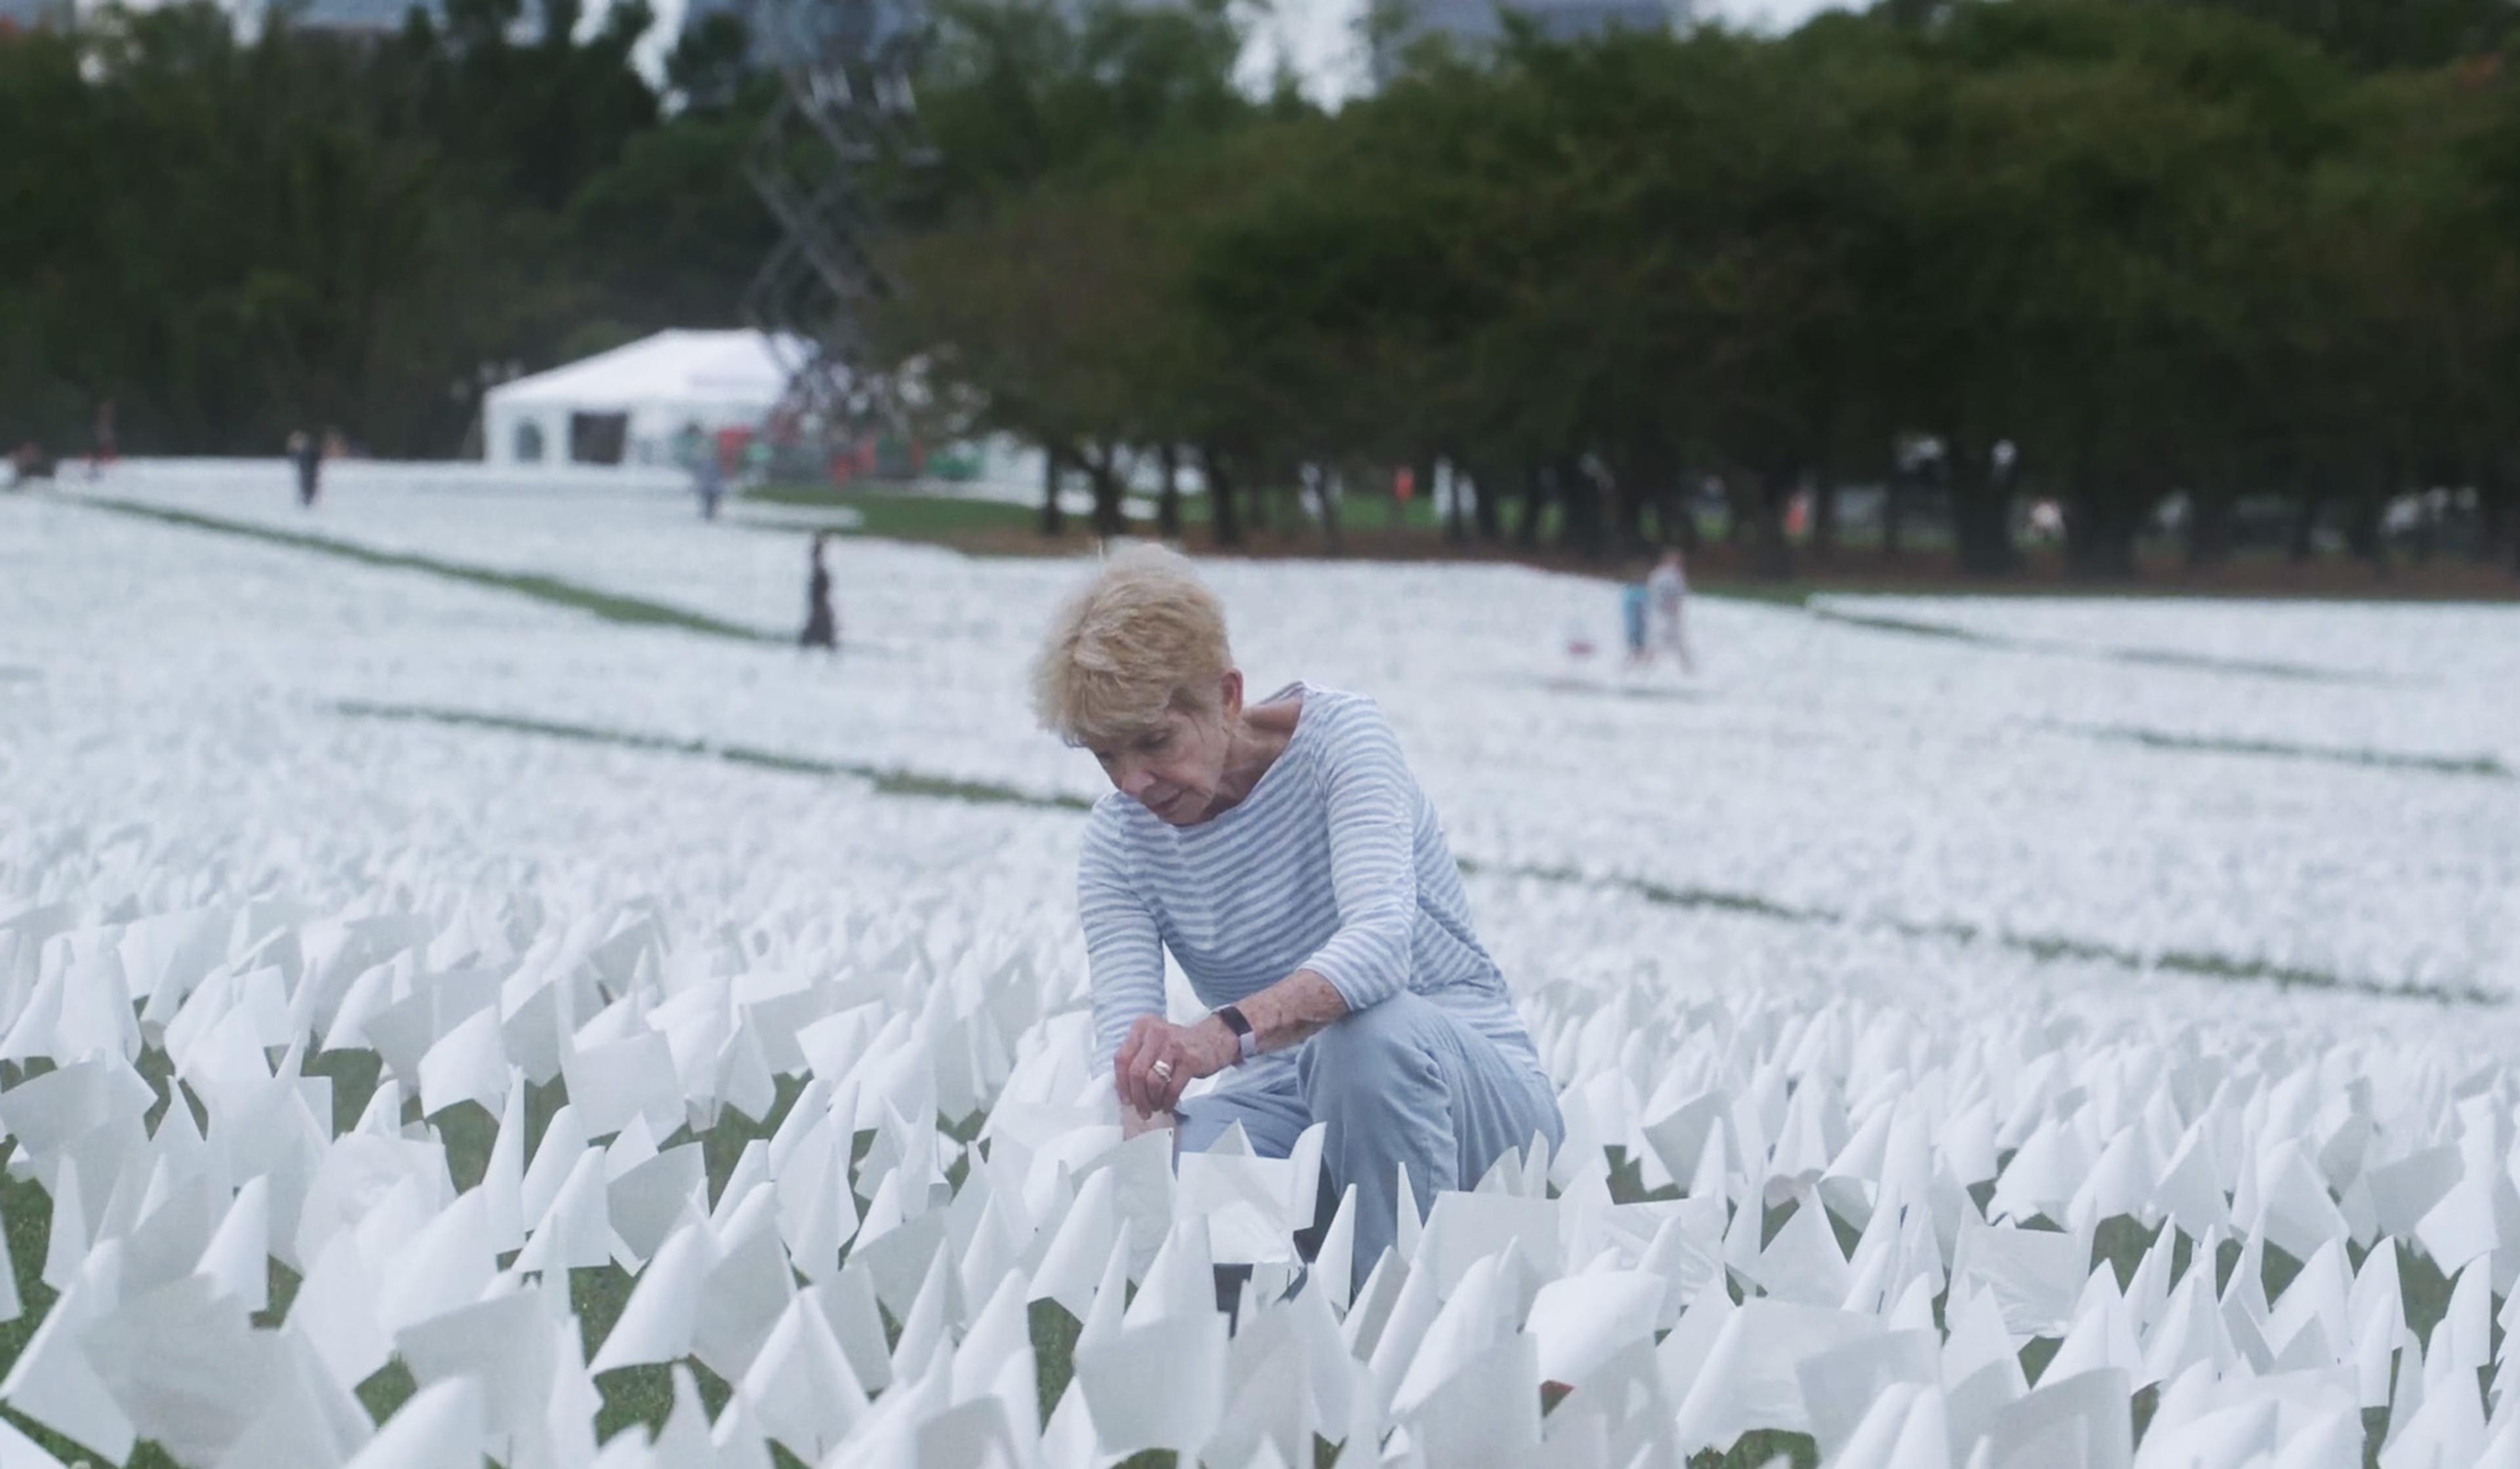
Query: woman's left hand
1115 1014 1236 1115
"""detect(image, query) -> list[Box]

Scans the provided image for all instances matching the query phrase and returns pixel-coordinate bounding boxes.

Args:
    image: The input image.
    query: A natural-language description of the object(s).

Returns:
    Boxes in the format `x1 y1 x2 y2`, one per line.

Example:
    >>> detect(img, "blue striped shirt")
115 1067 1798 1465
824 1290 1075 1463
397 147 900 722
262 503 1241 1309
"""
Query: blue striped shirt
1077 682 1542 1088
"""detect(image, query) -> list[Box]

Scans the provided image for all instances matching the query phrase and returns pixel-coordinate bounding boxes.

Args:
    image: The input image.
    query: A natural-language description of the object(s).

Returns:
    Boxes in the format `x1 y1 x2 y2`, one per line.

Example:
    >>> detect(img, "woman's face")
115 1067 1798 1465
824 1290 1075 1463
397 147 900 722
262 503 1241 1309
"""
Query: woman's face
1089 676 1242 825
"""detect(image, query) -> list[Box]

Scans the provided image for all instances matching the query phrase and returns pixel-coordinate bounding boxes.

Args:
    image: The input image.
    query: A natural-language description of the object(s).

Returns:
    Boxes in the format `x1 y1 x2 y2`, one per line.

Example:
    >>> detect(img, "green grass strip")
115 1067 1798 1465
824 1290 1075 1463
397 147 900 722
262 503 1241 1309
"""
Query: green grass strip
85 498 782 644
337 700 2492 1006
1803 604 2387 685
1463 858 2498 1007
2068 724 2511 780
334 699 1093 812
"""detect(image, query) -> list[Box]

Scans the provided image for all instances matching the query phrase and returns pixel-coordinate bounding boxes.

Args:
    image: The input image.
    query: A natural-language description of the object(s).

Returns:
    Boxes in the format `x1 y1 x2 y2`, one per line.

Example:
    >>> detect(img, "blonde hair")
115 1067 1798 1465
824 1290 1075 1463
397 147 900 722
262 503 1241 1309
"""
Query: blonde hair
1032 543 1233 748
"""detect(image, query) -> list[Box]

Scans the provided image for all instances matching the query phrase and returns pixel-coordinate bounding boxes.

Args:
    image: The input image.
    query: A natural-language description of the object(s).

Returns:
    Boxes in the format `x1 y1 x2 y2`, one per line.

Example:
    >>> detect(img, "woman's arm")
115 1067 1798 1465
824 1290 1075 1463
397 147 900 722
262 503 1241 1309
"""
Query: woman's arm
1125 697 1425 1112
1118 968 1351 1114
1295 695 1420 1011
1079 817 1166 1086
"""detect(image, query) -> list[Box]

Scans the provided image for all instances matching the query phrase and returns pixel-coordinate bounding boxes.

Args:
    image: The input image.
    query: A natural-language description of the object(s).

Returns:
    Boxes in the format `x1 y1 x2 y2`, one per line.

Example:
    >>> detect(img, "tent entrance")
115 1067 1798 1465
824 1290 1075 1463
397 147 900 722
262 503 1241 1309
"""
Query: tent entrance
569 412 629 466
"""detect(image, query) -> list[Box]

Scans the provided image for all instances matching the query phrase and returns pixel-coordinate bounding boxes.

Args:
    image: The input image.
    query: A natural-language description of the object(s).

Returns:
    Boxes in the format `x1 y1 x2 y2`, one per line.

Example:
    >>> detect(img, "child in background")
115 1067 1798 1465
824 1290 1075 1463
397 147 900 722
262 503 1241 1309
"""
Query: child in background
1621 572 1652 668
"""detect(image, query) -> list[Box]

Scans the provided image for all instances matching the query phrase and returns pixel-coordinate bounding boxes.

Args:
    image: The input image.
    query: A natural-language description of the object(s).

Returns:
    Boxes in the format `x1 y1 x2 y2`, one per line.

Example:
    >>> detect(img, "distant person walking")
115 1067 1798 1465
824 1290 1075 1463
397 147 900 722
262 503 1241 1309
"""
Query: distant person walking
1648 547 1694 672
800 533 838 651
290 430 326 507
679 422 725 520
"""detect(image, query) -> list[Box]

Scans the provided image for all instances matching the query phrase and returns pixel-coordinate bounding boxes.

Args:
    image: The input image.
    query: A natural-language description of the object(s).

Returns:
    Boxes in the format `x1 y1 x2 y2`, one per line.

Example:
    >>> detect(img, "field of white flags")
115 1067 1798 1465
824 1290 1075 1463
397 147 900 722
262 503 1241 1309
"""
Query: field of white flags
5 465 2520 1469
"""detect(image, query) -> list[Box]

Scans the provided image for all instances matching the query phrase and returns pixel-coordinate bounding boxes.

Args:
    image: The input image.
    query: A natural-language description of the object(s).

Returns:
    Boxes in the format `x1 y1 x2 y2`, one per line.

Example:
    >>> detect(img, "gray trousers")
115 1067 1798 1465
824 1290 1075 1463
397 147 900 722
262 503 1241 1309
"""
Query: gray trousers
1176 991 1564 1292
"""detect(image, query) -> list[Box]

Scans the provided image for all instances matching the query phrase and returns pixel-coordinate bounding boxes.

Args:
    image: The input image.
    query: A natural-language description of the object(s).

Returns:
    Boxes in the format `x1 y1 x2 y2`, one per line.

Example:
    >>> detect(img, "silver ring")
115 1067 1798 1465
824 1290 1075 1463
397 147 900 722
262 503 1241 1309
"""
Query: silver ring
1151 1060 1175 1081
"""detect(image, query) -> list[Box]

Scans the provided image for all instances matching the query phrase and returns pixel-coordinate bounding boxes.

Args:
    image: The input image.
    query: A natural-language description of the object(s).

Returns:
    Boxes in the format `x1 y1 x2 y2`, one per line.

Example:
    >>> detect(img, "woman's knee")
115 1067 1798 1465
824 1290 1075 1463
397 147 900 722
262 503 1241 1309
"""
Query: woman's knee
1299 999 1442 1115
1173 1096 1240 1153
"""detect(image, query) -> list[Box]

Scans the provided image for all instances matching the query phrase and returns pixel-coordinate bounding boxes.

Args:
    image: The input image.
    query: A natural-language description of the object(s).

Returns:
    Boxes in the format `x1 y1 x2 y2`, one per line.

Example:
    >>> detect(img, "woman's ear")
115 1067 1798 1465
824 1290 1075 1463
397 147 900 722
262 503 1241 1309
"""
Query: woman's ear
1219 669 1245 720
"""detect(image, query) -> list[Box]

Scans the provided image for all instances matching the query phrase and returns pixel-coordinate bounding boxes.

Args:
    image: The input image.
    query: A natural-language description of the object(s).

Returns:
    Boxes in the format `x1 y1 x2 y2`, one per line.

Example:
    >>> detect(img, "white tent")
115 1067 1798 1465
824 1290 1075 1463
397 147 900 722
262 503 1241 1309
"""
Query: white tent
480 329 805 472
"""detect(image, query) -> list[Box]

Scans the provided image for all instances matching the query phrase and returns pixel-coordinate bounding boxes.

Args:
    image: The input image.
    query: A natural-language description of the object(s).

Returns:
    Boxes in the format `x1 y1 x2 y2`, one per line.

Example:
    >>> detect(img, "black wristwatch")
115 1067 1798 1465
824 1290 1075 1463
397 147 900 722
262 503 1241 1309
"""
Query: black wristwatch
1215 1004 1259 1065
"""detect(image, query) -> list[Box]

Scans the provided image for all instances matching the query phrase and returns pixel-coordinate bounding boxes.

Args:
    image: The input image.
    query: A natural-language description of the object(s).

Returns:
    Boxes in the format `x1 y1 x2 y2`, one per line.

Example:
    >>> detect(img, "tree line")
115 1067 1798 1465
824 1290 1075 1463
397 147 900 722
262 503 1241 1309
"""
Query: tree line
6 0 2519 578
879 0 2520 579
0 0 776 459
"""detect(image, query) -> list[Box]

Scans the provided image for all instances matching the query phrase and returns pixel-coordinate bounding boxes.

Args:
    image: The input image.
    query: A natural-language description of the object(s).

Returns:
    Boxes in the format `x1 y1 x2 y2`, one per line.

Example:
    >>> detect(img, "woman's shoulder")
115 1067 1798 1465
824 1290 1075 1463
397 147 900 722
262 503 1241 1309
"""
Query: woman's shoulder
1290 686 1410 769
1086 789 1152 836
1286 681 1374 720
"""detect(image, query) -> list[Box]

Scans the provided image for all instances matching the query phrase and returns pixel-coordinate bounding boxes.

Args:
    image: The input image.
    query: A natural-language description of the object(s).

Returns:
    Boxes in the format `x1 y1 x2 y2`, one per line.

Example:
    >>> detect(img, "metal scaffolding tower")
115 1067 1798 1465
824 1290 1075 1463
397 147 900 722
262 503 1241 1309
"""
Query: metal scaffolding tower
741 0 933 434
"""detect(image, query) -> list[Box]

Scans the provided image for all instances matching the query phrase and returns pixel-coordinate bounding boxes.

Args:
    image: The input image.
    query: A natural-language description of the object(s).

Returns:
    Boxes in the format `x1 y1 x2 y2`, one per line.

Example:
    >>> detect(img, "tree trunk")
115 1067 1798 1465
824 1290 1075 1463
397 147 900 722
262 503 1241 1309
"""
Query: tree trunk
1247 463 1270 535
1040 444 1064 537
1662 481 1702 552
2287 476 2323 562
1883 472 1906 559
1085 449 1126 539
1201 444 1240 549
1556 456 1605 558
2473 489 2506 566
1442 459 1467 544
2475 451 2519 575
1616 467 1649 555
1809 474 1838 564
1948 437 2017 577
1313 464 1343 555
2345 451 2390 574
1515 462 1547 548
1622 440 1671 555
1752 466 1796 580
2065 466 2138 580
2185 480 2234 570
2344 489 2385 573
1156 445 1183 541
1473 461 1502 541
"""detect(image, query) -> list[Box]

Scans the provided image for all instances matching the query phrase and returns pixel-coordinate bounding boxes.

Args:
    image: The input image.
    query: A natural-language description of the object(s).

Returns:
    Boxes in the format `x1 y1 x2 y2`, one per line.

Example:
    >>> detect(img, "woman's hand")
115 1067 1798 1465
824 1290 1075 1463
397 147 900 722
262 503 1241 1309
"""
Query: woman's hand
1119 1102 1175 1140
1114 1014 1236 1115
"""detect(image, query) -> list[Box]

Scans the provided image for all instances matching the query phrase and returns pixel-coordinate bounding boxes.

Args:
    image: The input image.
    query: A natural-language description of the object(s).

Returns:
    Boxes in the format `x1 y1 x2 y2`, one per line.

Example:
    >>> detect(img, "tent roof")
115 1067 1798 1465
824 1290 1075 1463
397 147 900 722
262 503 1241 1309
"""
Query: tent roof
485 329 808 413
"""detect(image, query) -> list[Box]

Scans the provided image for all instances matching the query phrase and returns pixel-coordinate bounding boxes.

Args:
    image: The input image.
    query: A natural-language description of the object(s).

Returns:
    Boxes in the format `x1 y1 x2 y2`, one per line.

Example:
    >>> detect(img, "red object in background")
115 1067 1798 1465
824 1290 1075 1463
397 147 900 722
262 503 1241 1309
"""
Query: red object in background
713 426 749 472
1394 466 1416 503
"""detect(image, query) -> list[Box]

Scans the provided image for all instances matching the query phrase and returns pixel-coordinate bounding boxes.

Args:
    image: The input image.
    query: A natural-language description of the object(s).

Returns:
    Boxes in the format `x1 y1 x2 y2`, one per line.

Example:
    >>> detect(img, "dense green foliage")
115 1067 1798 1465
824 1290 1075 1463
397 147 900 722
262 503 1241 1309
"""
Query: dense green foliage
7 0 2519 575
876 0 2520 575
0 0 778 456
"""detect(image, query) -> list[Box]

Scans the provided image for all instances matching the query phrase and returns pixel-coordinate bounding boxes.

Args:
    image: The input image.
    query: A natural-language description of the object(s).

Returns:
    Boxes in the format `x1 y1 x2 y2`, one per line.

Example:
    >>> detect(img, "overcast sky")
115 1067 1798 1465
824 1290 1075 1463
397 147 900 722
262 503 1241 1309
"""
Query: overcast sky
614 0 1858 106
1244 0 1860 106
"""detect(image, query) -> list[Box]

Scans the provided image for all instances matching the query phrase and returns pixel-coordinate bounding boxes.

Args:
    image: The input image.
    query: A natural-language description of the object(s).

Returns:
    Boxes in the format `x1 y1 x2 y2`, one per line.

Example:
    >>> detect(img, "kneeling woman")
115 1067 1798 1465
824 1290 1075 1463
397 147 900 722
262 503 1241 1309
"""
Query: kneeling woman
1032 545 1562 1287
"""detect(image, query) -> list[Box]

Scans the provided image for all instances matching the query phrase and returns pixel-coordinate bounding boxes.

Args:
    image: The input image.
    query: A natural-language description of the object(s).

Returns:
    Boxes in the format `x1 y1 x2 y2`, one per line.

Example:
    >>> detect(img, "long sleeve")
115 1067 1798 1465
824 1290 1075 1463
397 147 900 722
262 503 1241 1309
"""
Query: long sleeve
1079 813 1166 1075
1297 698 1419 1011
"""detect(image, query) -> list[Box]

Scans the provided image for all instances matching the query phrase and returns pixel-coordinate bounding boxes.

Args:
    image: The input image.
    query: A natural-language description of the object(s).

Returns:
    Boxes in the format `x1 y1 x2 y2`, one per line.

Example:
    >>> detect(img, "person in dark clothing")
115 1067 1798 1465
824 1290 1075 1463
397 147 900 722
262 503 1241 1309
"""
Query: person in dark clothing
291 430 325 507
800 533 839 650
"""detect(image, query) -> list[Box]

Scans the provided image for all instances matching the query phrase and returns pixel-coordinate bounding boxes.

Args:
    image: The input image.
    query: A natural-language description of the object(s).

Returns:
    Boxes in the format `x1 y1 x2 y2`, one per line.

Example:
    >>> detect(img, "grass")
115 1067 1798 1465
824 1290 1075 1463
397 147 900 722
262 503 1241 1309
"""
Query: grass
746 484 1044 540
1464 858 2500 1007
740 480 2517 605
2067 725 2511 781
321 708 2494 1007
76 489 2458 700
84 498 782 645
1801 604 2390 685
331 699 1093 814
